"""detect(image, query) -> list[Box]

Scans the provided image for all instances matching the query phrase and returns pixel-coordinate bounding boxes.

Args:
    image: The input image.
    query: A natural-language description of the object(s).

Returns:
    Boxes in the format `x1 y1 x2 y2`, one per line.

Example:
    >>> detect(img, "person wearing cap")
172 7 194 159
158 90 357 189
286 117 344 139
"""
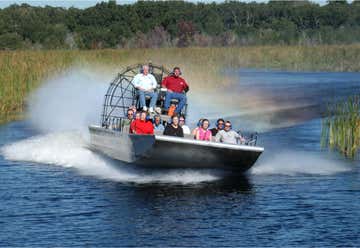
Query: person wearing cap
132 65 158 113
161 67 189 115
215 121 244 144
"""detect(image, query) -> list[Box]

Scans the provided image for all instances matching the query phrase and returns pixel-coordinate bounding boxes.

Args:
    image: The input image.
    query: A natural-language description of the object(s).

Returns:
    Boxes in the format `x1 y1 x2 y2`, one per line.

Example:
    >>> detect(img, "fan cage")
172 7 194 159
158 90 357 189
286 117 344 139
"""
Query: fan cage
100 63 171 131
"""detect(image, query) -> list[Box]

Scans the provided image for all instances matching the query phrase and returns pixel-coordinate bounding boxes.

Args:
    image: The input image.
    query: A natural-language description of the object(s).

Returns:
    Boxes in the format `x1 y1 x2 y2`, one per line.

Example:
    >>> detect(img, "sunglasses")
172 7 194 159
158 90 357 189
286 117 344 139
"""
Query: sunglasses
225 125 232 127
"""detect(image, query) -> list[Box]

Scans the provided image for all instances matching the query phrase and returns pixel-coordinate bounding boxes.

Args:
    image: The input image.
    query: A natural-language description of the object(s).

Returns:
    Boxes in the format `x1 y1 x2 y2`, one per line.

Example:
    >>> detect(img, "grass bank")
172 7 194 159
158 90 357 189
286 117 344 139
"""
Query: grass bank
1 45 360 123
321 96 360 159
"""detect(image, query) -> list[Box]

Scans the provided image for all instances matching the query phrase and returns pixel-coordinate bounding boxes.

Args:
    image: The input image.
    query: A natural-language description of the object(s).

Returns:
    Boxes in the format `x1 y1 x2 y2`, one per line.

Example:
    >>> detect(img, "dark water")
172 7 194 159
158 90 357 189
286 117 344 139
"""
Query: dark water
0 70 359 246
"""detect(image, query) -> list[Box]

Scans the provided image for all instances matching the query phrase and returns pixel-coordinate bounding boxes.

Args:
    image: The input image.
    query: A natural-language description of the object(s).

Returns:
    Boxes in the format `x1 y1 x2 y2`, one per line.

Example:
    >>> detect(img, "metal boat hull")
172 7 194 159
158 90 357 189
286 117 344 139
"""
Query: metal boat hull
89 125 263 172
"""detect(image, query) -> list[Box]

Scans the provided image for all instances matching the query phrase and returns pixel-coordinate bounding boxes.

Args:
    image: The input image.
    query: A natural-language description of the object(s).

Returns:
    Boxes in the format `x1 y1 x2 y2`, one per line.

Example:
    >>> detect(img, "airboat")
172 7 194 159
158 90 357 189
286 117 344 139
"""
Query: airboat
88 63 264 172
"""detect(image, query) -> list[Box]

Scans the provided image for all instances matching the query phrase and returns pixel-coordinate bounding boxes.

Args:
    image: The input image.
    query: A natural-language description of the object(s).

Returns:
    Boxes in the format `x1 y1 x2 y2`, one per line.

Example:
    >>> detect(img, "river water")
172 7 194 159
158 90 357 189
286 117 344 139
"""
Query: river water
0 69 359 246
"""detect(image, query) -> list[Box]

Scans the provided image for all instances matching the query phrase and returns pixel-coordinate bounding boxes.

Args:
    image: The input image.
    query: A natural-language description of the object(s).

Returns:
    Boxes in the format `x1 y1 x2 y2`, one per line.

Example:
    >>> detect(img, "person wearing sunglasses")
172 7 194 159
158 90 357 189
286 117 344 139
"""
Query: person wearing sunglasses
210 118 225 136
179 115 191 135
215 121 243 144
121 109 134 133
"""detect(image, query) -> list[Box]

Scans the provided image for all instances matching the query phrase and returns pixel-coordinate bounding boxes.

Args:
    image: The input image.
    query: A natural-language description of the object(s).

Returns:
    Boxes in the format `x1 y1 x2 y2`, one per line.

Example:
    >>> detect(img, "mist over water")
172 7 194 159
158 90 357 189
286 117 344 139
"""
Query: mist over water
2 67 357 183
251 151 350 176
28 67 109 133
1 132 219 184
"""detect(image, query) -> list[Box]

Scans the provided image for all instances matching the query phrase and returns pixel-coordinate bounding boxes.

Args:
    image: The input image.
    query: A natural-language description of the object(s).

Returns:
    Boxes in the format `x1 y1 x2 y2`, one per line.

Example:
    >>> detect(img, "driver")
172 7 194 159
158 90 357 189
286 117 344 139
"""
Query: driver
161 66 189 115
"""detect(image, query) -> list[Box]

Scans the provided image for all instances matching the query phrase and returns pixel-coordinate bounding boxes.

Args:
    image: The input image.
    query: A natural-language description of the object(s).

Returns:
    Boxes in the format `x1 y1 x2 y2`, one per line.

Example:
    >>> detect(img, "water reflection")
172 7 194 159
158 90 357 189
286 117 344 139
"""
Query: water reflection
129 173 253 197
100 174 254 246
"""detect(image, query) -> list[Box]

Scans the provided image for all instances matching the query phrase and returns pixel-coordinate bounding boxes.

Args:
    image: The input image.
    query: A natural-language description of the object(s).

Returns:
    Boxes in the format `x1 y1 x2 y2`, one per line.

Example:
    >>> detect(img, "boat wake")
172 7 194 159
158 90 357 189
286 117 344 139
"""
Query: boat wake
1 131 350 182
0 132 220 184
251 151 350 176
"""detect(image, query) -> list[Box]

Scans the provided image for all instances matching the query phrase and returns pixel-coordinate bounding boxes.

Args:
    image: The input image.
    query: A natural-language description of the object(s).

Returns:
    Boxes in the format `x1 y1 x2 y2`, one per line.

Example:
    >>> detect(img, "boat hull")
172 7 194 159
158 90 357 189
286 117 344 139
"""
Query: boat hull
89 125 263 172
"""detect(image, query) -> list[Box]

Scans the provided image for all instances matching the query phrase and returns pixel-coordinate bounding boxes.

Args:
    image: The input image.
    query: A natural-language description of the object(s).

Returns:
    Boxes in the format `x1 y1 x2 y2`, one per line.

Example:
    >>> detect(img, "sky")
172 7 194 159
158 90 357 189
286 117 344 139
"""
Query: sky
0 0 336 9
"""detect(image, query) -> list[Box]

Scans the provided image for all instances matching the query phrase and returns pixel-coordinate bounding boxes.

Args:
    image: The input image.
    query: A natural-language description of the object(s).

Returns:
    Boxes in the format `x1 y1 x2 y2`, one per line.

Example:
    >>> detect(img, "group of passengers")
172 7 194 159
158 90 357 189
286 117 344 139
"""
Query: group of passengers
120 64 244 145
122 107 244 145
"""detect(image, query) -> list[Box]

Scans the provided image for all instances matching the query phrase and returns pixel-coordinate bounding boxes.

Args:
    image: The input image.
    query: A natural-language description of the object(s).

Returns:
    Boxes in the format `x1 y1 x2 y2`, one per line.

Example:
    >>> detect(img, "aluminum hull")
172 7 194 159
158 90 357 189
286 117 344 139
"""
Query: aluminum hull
89 125 264 172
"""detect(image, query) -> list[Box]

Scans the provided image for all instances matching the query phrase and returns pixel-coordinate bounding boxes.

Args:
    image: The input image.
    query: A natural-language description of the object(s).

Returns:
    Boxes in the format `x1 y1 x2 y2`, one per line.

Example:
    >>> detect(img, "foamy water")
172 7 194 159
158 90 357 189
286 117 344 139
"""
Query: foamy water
1 130 349 183
251 151 350 176
0 132 220 184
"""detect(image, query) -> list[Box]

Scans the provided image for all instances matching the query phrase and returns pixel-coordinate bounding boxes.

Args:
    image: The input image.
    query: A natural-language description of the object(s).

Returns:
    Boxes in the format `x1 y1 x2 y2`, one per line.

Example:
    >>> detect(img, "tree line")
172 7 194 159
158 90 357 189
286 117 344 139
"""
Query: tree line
0 0 360 50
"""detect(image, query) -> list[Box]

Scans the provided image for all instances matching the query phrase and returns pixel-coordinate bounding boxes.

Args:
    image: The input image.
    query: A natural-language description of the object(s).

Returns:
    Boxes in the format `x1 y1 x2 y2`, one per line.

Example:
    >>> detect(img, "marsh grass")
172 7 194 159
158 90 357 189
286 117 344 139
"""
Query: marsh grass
1 45 360 123
321 96 360 159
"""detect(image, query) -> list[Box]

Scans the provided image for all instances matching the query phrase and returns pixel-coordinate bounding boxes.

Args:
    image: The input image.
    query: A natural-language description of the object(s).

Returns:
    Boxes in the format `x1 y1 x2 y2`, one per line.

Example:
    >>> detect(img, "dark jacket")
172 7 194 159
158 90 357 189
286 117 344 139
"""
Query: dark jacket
210 127 220 136
163 124 184 137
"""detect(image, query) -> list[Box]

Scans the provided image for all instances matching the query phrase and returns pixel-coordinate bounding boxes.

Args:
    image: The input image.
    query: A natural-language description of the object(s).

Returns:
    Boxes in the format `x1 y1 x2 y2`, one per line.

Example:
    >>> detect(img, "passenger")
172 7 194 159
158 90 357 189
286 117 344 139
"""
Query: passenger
132 65 158 113
192 118 204 138
163 115 184 137
179 115 191 135
135 112 141 120
128 105 137 115
215 121 244 144
161 66 189 115
195 119 212 141
153 114 164 132
130 111 154 135
122 109 134 133
210 118 225 136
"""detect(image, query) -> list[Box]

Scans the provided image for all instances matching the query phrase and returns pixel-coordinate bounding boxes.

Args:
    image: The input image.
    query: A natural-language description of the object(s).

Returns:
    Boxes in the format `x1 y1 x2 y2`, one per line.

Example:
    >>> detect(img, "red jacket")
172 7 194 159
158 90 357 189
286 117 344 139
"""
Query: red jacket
130 119 154 135
161 75 189 93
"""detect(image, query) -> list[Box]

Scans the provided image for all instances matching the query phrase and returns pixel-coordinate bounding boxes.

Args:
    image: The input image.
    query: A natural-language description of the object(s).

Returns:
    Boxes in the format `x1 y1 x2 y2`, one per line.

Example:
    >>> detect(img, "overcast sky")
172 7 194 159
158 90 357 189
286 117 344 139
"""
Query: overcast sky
0 0 337 9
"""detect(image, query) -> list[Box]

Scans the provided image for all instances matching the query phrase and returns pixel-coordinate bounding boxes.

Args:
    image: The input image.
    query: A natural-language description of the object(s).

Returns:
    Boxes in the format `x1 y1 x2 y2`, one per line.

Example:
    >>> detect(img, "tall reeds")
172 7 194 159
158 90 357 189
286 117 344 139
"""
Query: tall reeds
1 45 360 124
0 50 78 123
321 96 360 159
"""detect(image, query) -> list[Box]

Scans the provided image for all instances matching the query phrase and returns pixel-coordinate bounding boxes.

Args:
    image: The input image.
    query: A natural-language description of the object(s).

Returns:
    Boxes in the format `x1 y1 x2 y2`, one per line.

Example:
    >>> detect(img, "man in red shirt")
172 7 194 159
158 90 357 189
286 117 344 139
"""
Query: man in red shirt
161 67 189 115
130 111 154 135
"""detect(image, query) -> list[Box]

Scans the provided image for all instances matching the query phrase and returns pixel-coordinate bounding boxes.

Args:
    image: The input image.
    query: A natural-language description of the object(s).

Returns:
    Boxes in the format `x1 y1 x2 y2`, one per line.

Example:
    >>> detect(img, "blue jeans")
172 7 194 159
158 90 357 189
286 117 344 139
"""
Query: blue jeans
164 92 187 114
138 90 158 108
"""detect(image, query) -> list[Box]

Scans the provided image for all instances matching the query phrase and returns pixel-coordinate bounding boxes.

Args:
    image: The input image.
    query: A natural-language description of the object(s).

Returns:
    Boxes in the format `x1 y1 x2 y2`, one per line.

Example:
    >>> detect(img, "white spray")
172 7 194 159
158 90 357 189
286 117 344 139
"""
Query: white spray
27 67 109 133
251 151 350 176
2 67 219 184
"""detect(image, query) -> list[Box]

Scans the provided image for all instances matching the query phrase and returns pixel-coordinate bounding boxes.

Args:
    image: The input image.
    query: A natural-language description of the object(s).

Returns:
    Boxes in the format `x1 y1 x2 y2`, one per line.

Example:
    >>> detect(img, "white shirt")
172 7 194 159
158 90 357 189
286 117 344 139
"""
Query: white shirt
182 125 191 135
215 130 240 144
132 73 157 91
